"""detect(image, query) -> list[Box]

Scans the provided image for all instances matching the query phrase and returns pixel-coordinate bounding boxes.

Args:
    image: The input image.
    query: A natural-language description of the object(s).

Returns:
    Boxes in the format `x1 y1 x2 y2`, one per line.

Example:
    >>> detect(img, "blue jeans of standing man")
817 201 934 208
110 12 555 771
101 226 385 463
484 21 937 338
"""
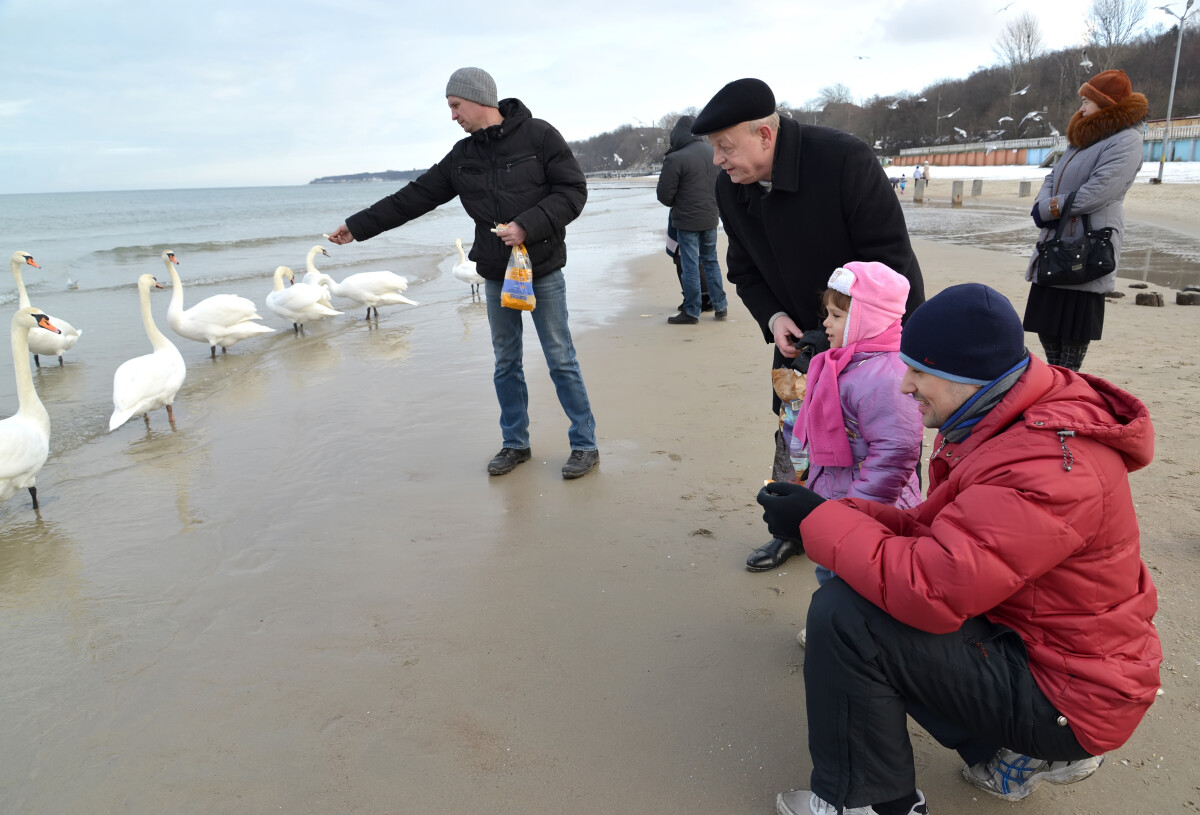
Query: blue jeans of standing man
676 227 728 318
484 269 597 452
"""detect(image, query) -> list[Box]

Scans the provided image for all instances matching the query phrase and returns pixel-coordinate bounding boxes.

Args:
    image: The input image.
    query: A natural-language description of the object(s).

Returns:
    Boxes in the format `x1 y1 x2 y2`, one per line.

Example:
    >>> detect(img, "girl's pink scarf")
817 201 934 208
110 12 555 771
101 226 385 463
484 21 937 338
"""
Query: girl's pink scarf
793 321 902 467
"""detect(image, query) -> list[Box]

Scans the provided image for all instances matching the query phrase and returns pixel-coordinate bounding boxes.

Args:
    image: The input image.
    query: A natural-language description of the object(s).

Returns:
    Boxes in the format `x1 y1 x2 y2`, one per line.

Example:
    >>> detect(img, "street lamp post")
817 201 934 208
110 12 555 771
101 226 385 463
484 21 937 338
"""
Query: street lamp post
1156 0 1196 184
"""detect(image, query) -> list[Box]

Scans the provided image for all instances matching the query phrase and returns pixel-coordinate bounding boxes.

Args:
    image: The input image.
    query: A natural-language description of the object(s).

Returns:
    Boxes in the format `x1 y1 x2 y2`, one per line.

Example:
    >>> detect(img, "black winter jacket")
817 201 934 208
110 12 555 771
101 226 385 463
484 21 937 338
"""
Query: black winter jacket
656 116 719 231
345 99 587 280
718 118 924 342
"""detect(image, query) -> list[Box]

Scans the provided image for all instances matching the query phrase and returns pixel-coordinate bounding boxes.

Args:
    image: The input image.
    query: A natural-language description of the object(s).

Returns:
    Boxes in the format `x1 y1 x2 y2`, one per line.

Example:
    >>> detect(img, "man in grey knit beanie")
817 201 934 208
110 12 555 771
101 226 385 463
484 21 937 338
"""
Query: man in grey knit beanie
327 67 600 479
445 67 498 109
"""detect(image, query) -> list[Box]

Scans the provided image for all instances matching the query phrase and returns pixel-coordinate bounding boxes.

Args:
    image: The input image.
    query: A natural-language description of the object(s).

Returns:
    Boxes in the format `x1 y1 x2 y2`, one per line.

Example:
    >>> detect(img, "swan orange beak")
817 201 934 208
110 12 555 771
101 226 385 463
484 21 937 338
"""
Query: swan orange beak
34 314 60 334
168 253 178 265
25 256 40 268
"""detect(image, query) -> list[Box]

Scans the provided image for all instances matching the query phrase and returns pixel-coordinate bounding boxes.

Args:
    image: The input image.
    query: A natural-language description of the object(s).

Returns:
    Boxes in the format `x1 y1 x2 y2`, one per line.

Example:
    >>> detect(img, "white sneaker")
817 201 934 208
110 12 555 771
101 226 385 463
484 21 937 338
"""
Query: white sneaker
961 748 1103 801
776 788 928 815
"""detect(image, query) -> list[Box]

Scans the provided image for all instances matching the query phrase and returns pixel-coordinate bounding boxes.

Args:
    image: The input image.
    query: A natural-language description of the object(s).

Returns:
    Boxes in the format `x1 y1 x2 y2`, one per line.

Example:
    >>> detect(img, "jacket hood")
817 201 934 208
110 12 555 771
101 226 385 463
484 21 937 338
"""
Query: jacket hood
977 356 1154 471
668 115 702 152
477 98 532 142
1067 92 1149 148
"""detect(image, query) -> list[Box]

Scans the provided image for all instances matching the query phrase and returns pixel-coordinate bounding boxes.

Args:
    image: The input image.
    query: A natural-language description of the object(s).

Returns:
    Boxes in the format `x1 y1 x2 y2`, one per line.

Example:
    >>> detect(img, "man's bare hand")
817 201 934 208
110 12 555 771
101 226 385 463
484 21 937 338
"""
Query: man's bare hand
327 224 355 245
494 221 527 247
772 314 803 358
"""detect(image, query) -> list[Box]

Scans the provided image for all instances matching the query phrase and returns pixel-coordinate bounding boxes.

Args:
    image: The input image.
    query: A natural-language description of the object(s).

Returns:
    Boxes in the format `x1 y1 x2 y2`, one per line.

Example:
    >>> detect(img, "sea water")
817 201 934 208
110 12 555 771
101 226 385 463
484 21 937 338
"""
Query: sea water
0 181 664 459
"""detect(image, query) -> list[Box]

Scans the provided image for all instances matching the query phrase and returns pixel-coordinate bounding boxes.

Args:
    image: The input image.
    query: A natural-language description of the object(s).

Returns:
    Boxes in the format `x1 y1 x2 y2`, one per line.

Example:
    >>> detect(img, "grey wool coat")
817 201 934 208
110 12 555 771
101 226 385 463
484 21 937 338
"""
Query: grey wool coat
1027 93 1148 293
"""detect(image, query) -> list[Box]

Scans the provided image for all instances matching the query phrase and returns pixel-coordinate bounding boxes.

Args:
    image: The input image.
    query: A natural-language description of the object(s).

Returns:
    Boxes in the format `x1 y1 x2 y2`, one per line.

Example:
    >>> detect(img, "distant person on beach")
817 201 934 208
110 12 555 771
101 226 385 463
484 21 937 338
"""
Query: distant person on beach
656 114 729 325
759 283 1160 815
922 161 931 183
899 173 907 193
912 164 923 185
1024 69 1148 372
771 262 922 588
327 67 599 480
691 77 924 572
665 213 713 314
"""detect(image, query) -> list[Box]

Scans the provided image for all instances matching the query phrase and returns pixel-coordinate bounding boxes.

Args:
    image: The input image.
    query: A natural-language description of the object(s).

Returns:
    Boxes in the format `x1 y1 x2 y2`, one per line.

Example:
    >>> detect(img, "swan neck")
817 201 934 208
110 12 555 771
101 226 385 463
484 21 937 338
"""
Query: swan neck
166 259 183 311
10 319 44 421
140 282 171 349
9 261 31 308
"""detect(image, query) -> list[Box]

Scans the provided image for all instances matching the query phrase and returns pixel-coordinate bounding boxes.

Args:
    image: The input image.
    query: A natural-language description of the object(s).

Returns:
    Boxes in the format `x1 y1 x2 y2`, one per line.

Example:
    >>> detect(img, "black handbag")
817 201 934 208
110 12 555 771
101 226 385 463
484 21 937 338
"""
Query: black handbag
1035 192 1113 286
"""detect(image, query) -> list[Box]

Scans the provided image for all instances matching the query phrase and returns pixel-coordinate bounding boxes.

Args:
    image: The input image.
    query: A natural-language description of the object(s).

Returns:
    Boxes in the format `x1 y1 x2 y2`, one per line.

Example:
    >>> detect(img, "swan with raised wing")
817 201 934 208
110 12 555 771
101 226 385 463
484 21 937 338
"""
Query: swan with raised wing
8 250 82 366
323 268 419 319
161 250 274 358
110 274 187 431
452 238 484 298
0 308 59 508
266 265 341 332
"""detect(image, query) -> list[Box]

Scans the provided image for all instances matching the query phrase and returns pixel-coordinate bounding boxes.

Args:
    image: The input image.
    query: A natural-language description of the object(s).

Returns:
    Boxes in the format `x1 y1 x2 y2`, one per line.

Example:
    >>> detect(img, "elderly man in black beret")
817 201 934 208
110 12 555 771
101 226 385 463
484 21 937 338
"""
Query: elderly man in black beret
692 78 926 572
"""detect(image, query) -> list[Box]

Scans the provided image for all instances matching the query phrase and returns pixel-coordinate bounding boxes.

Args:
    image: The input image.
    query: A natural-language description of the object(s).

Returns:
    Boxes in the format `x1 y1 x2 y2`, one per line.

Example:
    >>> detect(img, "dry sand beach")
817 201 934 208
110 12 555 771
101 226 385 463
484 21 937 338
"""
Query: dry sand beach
1 180 1198 813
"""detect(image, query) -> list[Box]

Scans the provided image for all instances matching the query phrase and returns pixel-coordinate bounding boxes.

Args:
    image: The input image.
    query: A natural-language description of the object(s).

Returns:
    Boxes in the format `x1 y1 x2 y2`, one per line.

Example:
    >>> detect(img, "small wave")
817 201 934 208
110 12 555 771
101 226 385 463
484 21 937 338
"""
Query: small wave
91 233 323 262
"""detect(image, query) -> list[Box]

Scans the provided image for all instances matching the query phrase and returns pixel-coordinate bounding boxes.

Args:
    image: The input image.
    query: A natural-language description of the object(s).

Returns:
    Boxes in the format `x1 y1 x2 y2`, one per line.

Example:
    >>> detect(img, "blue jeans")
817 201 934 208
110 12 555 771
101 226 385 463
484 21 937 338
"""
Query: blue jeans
484 269 597 451
676 228 728 318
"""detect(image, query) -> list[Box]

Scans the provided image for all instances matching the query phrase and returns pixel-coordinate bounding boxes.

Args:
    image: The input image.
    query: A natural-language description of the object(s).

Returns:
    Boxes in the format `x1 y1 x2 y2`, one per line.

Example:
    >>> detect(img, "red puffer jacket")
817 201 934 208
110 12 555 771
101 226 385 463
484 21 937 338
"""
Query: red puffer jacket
801 356 1161 755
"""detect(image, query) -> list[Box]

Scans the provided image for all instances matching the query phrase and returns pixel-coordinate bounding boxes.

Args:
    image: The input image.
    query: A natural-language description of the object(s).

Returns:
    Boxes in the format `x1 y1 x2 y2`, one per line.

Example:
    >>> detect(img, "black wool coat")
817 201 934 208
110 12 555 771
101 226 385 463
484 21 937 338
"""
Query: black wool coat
346 98 587 281
656 116 720 231
717 118 925 344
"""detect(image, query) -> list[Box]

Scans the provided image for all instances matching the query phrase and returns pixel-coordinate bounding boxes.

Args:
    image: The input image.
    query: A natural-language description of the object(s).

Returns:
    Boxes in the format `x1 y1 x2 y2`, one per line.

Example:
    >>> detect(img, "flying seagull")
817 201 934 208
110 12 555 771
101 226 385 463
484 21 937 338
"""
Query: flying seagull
887 101 899 109
1020 110 1042 125
1011 84 1031 96
917 97 928 103
954 126 969 139
938 108 961 120
1080 53 1094 70
996 2 1015 12
853 55 870 60
998 115 1014 124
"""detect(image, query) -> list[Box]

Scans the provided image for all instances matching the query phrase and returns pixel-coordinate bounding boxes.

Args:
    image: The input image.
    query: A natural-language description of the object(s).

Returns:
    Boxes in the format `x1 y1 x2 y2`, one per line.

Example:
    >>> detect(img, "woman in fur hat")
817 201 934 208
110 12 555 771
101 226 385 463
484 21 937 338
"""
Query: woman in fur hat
1024 69 1148 371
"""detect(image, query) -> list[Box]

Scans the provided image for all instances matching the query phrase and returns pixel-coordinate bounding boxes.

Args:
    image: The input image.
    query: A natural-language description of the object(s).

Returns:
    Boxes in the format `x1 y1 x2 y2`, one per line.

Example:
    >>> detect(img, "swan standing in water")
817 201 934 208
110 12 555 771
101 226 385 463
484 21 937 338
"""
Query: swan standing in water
110 274 187 431
161 250 274 358
7 250 83 367
301 245 336 306
266 265 341 332
323 269 419 319
0 308 59 509
452 238 484 298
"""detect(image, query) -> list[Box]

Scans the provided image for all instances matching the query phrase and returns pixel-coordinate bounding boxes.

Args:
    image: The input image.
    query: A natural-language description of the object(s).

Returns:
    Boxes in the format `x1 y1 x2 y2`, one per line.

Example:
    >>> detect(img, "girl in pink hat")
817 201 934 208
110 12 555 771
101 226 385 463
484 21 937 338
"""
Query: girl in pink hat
788 261 924 585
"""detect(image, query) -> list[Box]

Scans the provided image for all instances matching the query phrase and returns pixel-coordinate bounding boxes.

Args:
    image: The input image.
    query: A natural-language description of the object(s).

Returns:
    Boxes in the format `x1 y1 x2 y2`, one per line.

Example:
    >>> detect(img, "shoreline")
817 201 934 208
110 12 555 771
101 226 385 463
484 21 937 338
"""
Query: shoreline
1 188 1198 812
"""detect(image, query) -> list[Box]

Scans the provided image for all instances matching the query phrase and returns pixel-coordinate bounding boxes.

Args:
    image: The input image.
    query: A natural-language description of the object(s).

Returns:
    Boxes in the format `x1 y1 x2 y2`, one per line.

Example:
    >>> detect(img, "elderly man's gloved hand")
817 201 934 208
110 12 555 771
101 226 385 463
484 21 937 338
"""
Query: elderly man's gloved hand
756 481 826 541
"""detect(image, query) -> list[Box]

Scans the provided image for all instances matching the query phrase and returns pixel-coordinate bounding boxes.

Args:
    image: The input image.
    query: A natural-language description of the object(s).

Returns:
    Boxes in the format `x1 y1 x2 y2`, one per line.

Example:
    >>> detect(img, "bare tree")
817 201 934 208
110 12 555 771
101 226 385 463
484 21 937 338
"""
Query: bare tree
995 11 1045 103
817 83 854 110
1087 0 1148 68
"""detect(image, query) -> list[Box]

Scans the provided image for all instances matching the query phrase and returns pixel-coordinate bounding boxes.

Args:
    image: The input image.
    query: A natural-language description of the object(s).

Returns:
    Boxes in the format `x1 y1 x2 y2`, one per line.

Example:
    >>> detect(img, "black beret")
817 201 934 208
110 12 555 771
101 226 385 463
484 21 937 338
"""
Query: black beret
691 78 776 136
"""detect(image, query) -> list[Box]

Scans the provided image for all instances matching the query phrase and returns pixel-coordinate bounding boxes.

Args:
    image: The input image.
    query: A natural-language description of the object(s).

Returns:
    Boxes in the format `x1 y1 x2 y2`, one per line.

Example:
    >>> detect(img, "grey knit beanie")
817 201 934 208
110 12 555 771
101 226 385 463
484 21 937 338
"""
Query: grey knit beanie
446 67 498 108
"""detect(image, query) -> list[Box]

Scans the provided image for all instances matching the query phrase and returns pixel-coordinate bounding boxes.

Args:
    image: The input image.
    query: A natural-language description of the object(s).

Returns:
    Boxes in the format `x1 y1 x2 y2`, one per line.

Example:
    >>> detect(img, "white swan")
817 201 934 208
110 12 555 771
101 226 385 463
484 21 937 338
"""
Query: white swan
265 265 341 332
0 308 58 508
324 269 419 319
452 238 484 298
8 250 82 367
109 274 187 431
301 245 335 306
161 250 274 358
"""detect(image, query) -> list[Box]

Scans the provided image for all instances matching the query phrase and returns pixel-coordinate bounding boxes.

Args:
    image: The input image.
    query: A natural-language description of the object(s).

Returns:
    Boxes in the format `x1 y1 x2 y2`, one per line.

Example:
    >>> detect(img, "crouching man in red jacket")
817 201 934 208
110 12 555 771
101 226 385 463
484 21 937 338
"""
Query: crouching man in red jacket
759 283 1161 815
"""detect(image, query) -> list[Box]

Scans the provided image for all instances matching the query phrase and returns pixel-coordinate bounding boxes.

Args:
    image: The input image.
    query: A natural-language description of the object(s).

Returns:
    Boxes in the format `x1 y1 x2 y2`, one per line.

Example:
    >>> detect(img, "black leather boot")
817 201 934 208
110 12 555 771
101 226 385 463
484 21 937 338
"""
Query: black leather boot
745 537 802 572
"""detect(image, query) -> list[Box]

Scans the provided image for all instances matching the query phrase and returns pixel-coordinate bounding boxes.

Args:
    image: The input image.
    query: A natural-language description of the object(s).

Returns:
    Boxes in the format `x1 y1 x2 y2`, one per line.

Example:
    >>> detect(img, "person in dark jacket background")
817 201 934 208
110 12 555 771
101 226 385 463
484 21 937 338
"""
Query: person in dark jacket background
327 67 599 480
692 77 925 572
656 115 728 324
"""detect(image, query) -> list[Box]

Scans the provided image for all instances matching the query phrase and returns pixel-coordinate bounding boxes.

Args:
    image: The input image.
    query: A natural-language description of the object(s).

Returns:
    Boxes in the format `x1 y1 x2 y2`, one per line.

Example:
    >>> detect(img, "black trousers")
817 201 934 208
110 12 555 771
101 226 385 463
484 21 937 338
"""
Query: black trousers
804 579 1091 809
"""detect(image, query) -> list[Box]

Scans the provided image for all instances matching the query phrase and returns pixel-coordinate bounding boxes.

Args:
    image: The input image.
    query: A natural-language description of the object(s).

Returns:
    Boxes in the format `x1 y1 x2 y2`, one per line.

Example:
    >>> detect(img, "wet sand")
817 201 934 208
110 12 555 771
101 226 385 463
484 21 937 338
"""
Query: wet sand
2 200 1199 812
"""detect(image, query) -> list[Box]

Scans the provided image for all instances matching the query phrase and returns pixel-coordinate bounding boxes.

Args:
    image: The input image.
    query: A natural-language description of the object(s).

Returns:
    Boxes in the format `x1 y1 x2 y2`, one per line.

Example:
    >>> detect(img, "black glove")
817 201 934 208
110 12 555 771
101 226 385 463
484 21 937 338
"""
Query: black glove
1031 203 1057 230
793 329 831 375
756 481 826 541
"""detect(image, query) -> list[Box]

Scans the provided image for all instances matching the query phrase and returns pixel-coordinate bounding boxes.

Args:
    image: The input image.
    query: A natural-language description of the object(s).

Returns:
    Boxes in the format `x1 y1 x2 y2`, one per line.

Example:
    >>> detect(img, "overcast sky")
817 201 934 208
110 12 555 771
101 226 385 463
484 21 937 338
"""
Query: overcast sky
1 0 1149 194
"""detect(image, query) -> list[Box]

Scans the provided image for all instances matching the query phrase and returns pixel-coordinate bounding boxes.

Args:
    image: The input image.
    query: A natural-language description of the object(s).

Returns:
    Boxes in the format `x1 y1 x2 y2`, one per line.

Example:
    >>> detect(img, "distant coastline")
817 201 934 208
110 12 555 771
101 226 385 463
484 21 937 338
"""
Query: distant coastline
309 169 427 185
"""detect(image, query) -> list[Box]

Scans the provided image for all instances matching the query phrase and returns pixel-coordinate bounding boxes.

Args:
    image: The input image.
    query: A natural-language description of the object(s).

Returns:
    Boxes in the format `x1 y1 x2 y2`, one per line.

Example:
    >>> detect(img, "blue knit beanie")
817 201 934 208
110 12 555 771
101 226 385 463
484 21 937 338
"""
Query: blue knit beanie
899 283 1027 385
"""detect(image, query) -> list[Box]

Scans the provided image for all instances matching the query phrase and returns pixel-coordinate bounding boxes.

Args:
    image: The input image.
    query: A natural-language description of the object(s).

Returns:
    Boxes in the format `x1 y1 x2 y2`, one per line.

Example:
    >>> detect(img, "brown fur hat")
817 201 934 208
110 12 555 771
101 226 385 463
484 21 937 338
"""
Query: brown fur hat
1067 89 1149 148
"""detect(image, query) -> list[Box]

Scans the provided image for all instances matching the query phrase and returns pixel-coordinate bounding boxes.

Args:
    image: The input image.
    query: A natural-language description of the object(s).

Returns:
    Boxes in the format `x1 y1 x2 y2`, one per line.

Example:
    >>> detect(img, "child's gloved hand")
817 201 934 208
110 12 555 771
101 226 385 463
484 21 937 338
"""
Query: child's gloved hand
756 481 826 540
